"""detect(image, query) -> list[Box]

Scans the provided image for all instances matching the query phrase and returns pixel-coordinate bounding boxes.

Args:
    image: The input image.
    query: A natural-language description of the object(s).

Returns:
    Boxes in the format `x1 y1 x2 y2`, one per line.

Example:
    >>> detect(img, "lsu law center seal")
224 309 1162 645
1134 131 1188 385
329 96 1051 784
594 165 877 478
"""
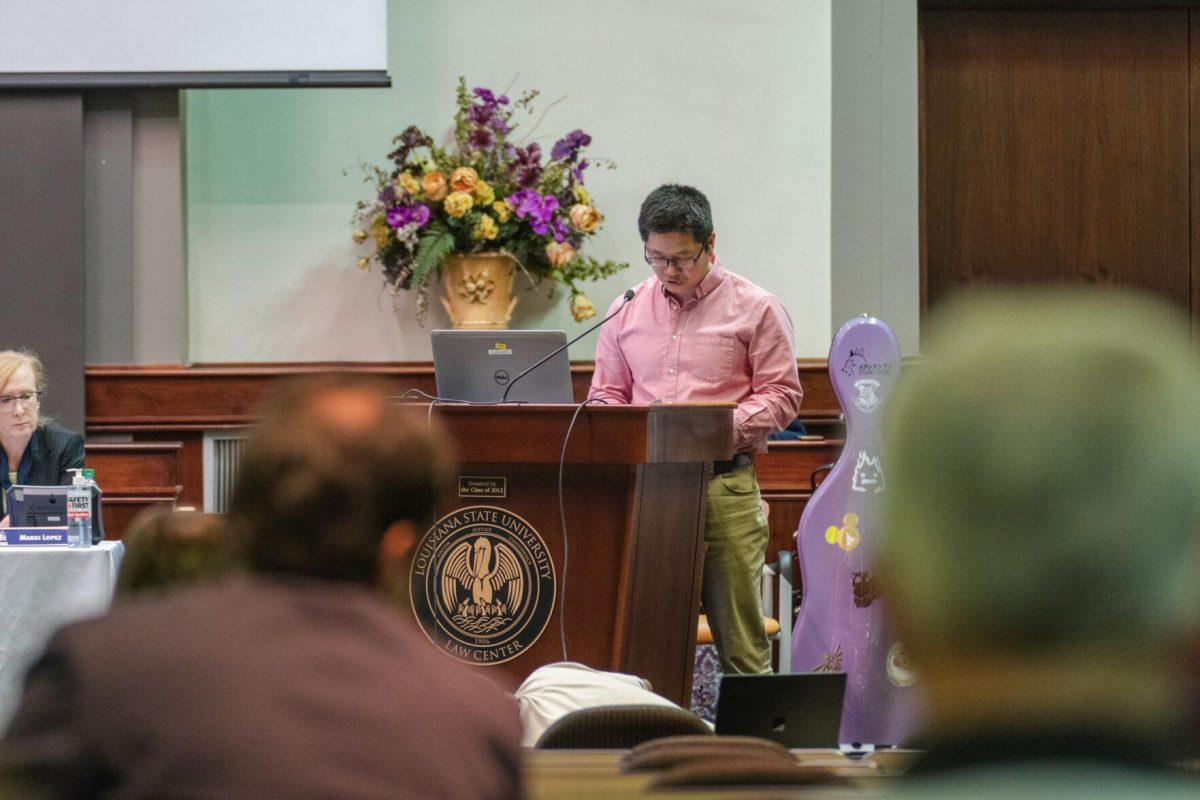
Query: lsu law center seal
410 506 555 665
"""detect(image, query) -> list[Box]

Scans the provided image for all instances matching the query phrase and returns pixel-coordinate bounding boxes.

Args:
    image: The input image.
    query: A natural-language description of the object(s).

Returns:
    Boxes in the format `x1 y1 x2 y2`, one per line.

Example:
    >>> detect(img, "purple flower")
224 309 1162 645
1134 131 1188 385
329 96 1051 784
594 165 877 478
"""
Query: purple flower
572 159 589 183
468 127 495 151
508 190 560 236
408 203 431 228
510 143 543 188
387 125 432 164
551 216 571 243
514 142 542 166
551 129 592 162
472 87 508 107
468 104 494 127
379 183 397 205
385 203 431 229
513 165 541 189
400 125 429 149
490 116 509 134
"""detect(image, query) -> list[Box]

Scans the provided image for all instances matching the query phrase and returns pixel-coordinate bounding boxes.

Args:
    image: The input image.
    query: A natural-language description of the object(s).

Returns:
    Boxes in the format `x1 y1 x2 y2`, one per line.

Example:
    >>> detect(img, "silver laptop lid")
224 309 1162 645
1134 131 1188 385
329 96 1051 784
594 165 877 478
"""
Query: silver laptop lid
431 330 574 404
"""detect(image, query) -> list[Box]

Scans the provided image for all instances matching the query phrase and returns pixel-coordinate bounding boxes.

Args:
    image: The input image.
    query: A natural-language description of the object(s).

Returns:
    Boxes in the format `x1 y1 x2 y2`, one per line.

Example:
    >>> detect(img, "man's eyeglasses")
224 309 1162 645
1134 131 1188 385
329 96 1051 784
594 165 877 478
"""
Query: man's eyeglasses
0 392 41 413
644 245 707 271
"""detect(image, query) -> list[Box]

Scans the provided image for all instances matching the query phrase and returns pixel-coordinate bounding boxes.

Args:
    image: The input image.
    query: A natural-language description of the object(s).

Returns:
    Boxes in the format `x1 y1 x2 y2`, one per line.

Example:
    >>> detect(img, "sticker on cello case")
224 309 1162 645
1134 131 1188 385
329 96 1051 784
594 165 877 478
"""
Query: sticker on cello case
814 643 844 673
850 451 885 493
853 379 882 413
852 571 877 608
824 513 861 552
887 643 917 687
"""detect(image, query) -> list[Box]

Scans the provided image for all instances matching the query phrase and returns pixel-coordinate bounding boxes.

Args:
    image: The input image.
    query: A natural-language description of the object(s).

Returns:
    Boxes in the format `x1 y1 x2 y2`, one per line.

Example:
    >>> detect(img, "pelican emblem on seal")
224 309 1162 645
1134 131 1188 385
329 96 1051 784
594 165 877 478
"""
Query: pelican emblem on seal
441 536 525 633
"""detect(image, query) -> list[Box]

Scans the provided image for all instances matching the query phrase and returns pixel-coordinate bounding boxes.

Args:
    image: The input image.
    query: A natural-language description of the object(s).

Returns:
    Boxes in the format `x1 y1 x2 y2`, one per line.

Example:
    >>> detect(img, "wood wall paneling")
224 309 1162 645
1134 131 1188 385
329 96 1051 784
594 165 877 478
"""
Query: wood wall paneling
87 361 841 429
85 442 183 540
85 442 180 491
922 9 1191 313
85 362 845 541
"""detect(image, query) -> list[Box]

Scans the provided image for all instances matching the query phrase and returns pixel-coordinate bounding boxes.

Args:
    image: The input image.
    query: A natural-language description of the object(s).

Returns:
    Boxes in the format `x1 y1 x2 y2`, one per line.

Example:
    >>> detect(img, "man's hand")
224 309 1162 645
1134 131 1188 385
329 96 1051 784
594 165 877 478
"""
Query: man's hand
0 515 9 528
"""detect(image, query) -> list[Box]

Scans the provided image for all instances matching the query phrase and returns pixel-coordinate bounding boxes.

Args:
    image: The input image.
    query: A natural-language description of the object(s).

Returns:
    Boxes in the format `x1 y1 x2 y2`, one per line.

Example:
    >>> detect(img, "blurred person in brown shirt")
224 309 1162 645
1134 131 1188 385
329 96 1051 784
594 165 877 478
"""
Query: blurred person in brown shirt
0 374 524 800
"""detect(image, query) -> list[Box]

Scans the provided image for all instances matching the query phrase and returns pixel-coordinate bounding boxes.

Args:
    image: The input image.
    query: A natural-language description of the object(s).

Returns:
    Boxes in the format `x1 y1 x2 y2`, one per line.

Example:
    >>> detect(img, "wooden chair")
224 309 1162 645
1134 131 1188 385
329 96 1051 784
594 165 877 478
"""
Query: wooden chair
534 704 713 749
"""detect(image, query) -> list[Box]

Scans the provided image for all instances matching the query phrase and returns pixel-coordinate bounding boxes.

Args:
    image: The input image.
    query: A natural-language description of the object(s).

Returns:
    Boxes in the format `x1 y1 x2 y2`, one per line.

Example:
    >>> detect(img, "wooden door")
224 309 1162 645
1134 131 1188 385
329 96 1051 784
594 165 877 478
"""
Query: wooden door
921 8 1191 317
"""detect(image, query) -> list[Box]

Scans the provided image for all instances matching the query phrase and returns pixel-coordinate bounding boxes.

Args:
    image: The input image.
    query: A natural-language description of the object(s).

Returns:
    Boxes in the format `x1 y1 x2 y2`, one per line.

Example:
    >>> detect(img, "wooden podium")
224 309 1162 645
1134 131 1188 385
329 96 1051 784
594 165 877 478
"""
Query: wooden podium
413 403 734 706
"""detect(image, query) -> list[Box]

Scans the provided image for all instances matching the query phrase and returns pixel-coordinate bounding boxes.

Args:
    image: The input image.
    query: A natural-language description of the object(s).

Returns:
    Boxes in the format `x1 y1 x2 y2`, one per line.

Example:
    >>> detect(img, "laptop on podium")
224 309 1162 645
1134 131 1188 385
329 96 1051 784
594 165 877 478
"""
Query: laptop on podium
431 330 574 404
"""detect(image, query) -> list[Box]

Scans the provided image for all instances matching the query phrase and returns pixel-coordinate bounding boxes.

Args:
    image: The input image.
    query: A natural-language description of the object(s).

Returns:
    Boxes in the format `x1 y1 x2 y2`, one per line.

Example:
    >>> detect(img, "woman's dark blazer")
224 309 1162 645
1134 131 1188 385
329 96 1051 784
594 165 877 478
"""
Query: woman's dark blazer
18 422 85 485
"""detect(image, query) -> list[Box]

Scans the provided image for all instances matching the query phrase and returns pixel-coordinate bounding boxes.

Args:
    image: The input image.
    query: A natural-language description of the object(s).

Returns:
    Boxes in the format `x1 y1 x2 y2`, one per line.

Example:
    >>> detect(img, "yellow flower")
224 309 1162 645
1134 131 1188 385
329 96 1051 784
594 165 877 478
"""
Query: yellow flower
545 241 575 267
444 191 474 218
421 171 449 201
569 203 603 234
473 180 495 206
570 293 597 323
450 166 479 194
473 213 498 240
370 214 391 248
492 200 511 223
356 256 370 270
399 172 421 197
351 228 368 244
572 185 591 206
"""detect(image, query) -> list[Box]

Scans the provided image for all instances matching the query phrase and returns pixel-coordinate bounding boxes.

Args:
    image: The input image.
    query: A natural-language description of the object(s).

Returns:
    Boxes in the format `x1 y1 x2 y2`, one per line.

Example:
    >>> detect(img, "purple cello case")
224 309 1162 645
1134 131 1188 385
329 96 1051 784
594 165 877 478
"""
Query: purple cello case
790 315 916 746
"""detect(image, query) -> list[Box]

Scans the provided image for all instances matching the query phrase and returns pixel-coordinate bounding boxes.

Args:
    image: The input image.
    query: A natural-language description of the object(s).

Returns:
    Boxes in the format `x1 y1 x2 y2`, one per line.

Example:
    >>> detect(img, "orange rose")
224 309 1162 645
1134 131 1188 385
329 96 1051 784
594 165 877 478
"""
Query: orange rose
545 241 576 267
450 166 479 194
421 171 449 201
570 293 597 322
568 204 603 234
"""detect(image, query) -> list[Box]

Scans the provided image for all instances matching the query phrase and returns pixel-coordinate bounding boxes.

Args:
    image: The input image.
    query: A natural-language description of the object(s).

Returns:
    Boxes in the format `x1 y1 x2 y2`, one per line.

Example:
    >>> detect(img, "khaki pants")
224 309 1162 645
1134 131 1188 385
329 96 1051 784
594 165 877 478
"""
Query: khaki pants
702 465 771 675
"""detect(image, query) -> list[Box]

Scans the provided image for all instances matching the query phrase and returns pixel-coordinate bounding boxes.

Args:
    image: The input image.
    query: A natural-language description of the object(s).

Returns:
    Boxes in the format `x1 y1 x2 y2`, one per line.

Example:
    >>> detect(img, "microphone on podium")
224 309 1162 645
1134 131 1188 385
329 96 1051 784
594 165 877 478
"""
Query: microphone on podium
502 289 636 403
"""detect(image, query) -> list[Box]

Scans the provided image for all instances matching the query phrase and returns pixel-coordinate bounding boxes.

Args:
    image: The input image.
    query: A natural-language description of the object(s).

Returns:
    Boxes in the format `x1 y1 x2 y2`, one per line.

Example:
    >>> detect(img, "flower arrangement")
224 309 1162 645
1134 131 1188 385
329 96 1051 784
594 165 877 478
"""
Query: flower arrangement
353 78 628 322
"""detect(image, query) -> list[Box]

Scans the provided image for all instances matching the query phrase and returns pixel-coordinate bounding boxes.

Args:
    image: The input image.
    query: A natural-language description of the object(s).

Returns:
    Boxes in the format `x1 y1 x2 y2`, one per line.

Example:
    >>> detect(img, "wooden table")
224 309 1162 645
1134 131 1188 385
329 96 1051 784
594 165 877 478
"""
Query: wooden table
524 748 916 800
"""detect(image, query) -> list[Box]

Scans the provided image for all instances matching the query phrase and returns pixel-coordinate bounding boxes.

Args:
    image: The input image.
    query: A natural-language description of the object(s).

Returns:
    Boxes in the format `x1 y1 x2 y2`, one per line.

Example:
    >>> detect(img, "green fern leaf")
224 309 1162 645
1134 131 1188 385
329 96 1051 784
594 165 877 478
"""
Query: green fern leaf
411 227 455 288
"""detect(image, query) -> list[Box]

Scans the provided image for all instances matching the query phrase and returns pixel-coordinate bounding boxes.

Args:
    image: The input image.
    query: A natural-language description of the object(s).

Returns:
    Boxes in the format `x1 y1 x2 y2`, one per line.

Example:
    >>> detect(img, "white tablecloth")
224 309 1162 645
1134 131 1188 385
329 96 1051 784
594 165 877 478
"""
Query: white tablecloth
0 542 124 729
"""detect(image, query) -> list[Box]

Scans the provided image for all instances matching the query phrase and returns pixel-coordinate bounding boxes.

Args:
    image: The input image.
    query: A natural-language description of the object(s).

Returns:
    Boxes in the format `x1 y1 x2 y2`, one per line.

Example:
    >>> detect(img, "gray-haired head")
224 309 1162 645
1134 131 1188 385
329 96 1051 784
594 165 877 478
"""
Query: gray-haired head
637 184 713 245
881 288 1200 659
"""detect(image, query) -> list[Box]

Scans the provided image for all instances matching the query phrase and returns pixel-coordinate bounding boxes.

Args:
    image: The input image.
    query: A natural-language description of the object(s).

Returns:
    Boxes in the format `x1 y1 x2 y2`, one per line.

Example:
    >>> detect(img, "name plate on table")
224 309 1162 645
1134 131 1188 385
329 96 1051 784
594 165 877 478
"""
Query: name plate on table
0 527 70 546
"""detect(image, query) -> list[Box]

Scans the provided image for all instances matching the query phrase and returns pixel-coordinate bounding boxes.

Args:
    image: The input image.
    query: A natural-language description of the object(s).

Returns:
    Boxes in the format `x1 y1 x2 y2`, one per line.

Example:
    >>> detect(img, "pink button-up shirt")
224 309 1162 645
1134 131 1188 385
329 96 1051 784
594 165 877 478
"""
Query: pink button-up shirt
588 259 804 453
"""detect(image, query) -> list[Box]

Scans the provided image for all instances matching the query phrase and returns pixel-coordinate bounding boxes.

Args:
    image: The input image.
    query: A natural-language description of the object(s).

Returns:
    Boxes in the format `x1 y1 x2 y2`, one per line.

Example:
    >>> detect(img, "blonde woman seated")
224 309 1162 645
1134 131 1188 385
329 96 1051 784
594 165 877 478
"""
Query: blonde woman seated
0 350 83 527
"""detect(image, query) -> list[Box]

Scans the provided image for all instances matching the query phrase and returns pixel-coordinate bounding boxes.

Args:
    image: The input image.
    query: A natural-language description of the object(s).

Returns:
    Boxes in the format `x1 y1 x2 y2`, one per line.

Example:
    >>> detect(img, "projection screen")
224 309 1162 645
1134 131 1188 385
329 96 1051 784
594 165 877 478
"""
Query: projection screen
0 0 389 88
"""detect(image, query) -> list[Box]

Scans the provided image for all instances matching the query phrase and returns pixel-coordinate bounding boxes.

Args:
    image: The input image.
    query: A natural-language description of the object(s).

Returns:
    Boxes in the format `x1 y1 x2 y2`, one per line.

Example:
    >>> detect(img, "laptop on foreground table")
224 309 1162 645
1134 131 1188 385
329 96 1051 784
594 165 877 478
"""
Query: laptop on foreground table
715 673 847 748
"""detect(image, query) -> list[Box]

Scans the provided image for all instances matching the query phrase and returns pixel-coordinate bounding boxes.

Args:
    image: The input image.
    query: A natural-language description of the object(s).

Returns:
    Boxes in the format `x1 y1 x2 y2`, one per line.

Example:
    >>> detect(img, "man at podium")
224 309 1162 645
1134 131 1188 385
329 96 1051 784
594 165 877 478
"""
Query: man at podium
589 184 803 674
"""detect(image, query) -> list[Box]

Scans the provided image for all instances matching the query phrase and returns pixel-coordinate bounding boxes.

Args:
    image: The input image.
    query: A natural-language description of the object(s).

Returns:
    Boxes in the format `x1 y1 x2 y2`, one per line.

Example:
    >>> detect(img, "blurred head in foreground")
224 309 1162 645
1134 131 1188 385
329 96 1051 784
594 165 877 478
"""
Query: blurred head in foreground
0 374 523 800
881 289 1200 742
116 507 237 597
227 373 454 594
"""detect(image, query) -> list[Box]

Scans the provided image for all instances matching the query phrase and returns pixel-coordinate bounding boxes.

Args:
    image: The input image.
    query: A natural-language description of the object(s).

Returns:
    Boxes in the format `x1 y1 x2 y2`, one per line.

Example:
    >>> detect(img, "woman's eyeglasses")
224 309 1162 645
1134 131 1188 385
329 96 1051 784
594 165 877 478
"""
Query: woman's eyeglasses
0 392 41 414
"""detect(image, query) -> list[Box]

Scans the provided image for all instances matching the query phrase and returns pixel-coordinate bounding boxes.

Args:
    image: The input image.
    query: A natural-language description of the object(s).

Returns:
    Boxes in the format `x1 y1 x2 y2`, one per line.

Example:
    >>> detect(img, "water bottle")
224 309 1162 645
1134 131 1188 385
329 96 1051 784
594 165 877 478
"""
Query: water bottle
66 468 91 548
83 468 101 543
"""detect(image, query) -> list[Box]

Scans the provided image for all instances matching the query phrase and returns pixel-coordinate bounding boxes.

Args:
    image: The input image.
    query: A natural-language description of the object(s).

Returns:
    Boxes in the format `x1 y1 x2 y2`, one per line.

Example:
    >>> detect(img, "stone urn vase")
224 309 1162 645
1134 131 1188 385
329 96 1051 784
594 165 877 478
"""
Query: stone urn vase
439 252 519 330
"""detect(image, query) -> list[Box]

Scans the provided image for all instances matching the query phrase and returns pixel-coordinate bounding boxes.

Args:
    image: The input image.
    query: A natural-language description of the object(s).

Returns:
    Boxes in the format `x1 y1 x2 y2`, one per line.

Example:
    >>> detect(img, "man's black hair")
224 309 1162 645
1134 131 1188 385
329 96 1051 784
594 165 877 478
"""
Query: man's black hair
637 184 713 245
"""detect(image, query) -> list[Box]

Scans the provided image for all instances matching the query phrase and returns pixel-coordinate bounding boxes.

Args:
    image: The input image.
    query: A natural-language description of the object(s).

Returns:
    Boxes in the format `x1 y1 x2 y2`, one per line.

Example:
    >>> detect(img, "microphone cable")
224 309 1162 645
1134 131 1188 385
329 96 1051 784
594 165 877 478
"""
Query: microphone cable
556 395 599 663
392 387 531 429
